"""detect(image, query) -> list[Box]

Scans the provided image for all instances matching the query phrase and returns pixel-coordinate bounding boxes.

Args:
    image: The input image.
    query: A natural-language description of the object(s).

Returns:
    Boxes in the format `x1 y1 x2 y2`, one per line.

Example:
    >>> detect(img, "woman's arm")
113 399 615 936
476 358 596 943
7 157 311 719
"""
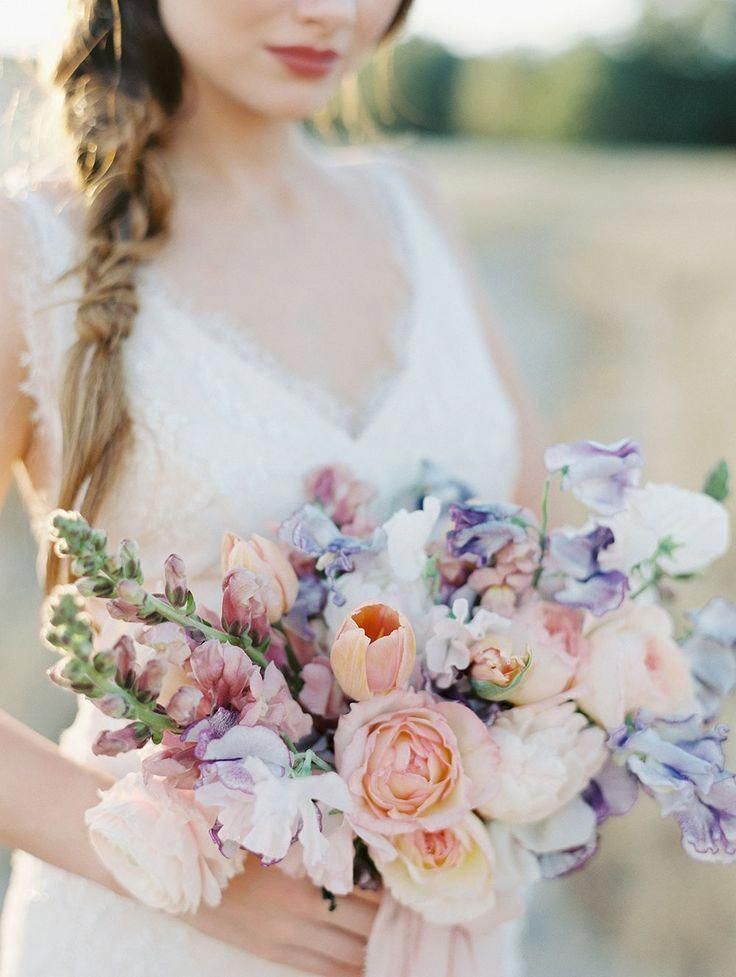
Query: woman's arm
0 194 123 891
390 153 549 510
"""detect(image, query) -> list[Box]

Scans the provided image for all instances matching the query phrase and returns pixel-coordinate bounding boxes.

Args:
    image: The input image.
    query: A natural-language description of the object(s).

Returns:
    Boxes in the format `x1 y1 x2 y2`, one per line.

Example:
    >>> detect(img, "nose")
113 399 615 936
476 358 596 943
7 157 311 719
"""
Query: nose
294 0 357 31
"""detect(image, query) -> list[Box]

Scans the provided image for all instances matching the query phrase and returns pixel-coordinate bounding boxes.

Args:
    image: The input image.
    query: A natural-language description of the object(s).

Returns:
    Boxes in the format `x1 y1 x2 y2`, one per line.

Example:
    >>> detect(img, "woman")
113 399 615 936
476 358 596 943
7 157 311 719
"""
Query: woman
0 2 543 975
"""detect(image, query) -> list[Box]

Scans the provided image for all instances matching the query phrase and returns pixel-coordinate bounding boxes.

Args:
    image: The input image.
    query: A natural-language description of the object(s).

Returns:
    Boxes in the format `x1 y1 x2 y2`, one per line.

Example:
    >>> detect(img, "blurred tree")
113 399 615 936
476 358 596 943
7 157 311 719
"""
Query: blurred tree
316 0 736 146
582 0 736 144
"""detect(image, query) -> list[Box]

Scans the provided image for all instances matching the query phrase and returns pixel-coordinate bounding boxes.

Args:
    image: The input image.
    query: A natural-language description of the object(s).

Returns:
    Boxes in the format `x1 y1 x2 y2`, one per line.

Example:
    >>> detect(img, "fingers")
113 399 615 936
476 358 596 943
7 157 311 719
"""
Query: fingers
281 943 363 977
328 894 379 939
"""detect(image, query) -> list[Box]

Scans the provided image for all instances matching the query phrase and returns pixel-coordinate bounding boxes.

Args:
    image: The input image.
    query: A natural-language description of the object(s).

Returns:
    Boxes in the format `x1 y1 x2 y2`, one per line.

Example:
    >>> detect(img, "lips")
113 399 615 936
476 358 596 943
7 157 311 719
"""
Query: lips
266 45 340 79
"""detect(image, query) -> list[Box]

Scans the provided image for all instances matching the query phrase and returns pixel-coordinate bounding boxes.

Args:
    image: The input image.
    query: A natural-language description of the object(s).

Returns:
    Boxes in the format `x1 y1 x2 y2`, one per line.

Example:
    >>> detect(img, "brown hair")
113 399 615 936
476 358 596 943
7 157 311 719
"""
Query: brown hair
48 0 414 588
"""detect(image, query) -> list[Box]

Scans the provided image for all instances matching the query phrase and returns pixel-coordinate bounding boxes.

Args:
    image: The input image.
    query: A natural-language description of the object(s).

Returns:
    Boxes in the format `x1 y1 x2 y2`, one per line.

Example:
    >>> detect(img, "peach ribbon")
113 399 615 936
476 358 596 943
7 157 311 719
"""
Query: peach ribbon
364 892 526 977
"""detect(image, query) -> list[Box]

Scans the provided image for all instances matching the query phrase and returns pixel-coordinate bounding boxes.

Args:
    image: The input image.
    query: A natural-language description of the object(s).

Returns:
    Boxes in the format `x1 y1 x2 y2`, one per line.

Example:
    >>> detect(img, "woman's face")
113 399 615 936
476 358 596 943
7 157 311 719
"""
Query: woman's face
158 0 405 120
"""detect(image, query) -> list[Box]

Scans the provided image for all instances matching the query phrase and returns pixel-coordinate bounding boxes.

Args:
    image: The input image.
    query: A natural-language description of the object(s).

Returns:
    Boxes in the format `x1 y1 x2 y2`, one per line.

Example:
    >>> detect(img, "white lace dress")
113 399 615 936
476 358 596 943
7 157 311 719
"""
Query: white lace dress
0 152 521 977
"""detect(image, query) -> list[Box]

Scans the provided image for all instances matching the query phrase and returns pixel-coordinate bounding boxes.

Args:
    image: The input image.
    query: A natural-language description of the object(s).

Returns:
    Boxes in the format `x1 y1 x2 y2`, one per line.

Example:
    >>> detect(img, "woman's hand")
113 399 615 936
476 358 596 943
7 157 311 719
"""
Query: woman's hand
187 856 381 977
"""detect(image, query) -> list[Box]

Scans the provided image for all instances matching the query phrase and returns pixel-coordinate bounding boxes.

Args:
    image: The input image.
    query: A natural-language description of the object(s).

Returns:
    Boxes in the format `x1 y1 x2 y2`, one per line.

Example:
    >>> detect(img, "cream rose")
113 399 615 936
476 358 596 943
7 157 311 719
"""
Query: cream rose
479 699 607 824
576 602 695 729
373 813 497 925
334 689 499 851
85 772 243 914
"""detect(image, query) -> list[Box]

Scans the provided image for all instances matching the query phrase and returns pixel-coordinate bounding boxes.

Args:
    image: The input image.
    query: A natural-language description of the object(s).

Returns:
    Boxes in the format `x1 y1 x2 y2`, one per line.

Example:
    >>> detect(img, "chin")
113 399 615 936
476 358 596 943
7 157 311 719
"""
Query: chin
231 83 339 122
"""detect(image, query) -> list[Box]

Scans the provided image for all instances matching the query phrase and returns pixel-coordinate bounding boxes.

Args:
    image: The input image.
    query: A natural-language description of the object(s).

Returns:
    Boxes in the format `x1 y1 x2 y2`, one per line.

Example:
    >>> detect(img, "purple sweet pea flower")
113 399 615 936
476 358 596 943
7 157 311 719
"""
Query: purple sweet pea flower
548 526 629 616
282 573 328 641
447 502 529 566
583 760 640 824
612 712 736 864
545 438 644 515
185 708 290 792
279 503 386 605
537 836 600 880
683 598 736 720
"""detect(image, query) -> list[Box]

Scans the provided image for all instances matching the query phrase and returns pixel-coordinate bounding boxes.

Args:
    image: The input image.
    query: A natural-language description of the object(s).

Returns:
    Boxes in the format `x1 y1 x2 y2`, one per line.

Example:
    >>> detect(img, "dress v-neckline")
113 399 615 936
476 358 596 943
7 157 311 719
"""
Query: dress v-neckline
138 161 419 444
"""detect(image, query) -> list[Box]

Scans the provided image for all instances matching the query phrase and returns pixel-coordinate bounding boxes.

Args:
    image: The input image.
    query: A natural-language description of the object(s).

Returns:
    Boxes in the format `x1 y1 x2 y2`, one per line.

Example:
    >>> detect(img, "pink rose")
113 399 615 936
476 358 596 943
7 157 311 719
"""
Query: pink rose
576 602 695 729
221 532 299 622
334 689 499 848
330 603 416 701
506 602 586 705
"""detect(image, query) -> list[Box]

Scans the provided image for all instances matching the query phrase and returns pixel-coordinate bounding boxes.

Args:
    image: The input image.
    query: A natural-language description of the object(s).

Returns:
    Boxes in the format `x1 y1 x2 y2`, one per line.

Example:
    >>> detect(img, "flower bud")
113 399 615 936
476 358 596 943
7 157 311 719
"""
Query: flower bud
118 539 142 580
166 685 204 726
117 579 147 607
222 532 299 622
164 554 188 608
221 570 270 643
330 603 416 701
96 693 129 719
93 722 149 757
112 635 137 684
137 657 167 701
76 575 115 599
469 635 531 702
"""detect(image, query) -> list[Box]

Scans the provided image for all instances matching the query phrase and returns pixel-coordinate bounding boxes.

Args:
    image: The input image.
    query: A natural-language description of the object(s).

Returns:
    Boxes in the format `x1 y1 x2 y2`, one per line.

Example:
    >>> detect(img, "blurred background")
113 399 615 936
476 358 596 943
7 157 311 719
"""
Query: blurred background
1 1 735 975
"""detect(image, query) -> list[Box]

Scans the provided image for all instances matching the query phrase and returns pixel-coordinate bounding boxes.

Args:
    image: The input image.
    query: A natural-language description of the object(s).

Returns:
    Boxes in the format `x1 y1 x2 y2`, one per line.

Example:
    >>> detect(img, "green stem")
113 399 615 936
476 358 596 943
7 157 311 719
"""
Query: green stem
629 568 663 601
78 659 178 737
532 476 552 588
145 594 268 668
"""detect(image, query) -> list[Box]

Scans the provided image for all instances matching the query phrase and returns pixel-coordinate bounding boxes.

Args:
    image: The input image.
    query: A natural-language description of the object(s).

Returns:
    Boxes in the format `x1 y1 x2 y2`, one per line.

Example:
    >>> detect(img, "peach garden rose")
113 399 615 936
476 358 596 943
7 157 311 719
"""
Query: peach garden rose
334 689 499 853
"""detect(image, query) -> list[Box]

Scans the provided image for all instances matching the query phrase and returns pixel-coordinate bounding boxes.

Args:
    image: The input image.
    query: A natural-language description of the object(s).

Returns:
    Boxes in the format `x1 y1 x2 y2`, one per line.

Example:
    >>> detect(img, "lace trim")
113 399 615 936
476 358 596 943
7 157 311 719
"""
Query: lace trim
137 158 420 442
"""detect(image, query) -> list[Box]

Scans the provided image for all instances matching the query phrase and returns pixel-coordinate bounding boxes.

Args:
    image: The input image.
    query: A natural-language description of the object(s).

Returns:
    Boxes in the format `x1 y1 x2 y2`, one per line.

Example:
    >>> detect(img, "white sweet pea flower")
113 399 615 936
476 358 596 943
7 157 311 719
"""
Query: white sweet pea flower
599 482 731 577
280 808 356 896
425 598 473 688
467 608 514 641
241 757 353 868
383 496 441 582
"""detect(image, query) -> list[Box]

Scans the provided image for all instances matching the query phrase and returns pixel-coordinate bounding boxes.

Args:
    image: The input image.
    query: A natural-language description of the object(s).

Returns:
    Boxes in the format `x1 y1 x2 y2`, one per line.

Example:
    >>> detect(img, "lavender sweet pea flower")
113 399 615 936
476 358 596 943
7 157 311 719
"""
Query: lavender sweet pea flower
583 760 640 824
612 712 736 864
683 598 736 720
447 502 528 566
549 526 629 616
689 598 736 647
185 708 291 792
545 439 644 515
282 573 328 641
279 503 386 604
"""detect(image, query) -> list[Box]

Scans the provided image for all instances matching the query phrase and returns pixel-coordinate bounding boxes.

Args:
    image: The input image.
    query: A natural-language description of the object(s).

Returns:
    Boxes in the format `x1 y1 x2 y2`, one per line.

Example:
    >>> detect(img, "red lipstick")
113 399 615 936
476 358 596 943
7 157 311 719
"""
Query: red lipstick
266 45 340 79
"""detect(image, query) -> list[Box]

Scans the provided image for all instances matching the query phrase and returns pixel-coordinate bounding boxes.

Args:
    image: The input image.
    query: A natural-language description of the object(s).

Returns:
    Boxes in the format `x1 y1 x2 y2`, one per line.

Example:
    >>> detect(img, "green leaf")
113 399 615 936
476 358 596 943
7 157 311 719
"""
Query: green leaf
704 460 730 502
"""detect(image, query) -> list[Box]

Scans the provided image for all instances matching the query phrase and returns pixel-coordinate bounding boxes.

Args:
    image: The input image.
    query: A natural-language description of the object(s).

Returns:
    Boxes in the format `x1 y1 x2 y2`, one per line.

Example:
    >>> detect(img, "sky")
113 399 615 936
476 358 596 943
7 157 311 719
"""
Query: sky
0 0 642 59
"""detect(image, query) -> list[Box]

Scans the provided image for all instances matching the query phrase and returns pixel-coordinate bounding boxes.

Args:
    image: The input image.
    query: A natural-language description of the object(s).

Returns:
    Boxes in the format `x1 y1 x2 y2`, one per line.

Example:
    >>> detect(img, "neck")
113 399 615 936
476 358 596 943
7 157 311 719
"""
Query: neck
162 70 322 196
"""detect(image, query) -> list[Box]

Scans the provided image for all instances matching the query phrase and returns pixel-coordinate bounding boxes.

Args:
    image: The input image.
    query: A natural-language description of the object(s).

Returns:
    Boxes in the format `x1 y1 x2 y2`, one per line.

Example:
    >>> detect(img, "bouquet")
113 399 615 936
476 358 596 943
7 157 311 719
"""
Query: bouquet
43 440 735 932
